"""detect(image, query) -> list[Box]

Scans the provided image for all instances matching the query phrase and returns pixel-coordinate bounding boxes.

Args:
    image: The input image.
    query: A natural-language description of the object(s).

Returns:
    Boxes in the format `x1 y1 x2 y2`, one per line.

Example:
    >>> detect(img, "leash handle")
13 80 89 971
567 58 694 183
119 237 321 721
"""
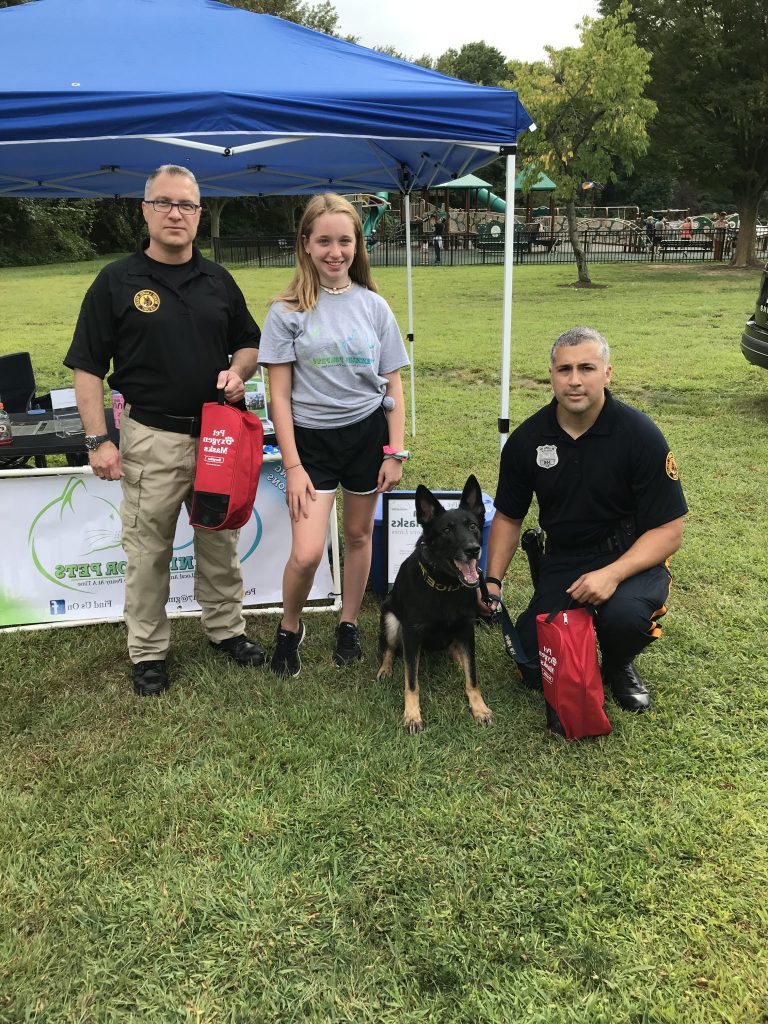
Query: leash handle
498 599 540 670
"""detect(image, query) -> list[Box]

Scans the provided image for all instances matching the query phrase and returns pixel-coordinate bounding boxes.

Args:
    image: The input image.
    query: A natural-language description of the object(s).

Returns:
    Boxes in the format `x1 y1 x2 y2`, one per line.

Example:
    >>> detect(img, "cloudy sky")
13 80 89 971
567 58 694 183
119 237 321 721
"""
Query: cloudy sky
330 0 601 63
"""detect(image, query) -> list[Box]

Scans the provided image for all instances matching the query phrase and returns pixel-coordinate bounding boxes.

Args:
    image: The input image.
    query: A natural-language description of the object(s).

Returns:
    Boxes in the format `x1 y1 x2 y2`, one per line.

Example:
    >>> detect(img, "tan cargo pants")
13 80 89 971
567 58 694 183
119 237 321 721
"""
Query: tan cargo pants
120 408 246 663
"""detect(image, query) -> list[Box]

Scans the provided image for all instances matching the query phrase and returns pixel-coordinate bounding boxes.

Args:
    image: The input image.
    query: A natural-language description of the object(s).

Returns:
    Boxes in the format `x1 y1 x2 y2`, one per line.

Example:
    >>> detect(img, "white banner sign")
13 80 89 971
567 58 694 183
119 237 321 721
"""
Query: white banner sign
0 461 335 629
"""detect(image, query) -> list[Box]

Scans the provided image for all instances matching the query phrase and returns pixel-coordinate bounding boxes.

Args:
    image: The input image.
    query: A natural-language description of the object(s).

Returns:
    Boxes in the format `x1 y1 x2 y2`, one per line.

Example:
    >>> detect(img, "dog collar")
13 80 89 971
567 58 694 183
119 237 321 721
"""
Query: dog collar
419 560 462 592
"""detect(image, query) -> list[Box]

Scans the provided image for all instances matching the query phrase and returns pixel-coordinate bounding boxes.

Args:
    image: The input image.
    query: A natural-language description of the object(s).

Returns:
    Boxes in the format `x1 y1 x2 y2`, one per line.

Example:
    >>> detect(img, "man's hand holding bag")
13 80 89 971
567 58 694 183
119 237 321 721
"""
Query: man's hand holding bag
190 391 263 531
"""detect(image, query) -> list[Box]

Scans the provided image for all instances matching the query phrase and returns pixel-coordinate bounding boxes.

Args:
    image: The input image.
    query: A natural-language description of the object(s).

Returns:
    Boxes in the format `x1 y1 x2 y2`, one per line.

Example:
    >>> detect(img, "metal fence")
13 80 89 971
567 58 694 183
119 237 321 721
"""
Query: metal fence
213 227 755 269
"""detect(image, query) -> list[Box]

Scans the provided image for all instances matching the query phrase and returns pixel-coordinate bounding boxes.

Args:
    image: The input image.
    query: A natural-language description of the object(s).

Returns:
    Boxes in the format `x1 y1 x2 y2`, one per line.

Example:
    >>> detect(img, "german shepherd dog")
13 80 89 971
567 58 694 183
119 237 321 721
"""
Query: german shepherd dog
377 475 493 733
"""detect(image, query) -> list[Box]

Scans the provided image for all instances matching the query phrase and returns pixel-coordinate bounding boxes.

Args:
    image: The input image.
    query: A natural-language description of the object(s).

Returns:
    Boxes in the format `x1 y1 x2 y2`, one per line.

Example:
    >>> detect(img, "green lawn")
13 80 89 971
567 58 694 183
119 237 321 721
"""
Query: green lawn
1 260 767 1023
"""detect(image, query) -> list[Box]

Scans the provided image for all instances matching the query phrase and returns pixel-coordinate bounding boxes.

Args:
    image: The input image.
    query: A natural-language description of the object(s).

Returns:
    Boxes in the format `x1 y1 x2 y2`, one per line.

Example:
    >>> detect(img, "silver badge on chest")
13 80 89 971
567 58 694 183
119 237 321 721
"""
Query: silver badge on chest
536 444 559 469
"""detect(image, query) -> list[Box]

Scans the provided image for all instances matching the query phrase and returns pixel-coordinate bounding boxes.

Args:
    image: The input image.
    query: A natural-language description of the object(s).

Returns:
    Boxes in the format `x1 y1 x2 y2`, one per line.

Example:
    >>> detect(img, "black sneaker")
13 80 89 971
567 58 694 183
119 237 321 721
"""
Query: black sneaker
132 660 169 697
270 620 305 678
211 633 266 667
334 621 362 666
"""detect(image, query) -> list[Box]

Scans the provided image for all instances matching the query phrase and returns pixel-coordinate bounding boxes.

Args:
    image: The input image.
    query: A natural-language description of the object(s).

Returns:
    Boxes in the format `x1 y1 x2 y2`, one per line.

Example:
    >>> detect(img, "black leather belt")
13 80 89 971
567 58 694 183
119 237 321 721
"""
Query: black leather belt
128 406 202 437
548 517 638 558
548 536 623 557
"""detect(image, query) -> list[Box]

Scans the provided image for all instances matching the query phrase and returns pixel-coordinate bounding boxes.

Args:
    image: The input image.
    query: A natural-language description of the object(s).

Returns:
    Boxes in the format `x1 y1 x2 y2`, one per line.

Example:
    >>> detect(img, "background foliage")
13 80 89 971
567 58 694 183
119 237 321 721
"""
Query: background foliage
1 0 766 264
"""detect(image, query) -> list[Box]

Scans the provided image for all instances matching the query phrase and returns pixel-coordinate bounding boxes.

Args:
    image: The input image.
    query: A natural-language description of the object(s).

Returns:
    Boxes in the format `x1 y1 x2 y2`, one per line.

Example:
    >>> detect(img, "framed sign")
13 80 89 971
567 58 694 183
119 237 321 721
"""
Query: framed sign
381 490 463 593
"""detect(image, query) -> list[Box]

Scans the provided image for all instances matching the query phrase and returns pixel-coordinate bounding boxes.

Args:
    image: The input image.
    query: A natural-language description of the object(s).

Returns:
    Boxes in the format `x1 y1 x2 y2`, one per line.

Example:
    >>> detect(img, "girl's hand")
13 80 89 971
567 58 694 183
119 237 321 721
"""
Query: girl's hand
377 457 403 492
285 465 316 521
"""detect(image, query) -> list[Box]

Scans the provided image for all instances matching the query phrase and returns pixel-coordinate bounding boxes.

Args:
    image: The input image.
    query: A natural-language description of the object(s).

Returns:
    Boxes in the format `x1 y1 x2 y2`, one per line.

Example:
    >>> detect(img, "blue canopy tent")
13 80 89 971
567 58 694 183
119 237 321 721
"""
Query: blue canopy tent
0 0 534 440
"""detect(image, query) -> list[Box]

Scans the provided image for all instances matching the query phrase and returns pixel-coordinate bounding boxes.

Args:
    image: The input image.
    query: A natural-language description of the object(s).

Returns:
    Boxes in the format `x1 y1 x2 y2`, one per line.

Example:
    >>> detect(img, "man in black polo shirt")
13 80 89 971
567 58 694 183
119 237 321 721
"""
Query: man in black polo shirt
64 164 264 696
484 326 687 712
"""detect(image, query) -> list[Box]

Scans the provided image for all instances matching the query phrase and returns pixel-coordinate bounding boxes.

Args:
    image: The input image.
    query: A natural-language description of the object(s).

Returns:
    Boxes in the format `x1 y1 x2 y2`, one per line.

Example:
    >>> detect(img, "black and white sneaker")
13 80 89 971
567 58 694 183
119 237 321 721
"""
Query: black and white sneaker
270 620 305 678
333 621 362 666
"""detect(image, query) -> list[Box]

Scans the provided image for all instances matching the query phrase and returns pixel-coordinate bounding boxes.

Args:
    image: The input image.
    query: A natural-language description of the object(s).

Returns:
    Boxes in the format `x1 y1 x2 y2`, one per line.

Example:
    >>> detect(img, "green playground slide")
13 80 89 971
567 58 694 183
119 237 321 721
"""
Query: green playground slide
476 187 506 213
363 192 389 237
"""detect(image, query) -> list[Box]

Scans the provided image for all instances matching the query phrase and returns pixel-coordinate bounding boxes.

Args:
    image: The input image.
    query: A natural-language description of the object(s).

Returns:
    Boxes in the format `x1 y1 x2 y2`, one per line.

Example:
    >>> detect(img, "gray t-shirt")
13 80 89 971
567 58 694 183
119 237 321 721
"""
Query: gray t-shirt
258 285 409 429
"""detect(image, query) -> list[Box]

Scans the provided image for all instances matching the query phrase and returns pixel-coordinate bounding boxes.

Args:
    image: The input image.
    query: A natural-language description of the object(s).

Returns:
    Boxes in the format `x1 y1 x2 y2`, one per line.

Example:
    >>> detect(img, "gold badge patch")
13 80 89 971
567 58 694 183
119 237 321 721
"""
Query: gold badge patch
134 289 160 313
665 451 679 480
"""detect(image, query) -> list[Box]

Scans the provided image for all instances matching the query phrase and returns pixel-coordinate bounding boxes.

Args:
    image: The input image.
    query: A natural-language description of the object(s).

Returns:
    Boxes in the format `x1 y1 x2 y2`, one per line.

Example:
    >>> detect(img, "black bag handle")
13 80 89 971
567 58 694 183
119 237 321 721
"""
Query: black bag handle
545 596 598 624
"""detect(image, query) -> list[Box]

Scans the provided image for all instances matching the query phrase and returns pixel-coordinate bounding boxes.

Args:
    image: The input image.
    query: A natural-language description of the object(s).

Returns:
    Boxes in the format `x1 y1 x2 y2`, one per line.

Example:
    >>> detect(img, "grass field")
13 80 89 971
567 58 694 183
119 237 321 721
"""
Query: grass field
0 259 767 1023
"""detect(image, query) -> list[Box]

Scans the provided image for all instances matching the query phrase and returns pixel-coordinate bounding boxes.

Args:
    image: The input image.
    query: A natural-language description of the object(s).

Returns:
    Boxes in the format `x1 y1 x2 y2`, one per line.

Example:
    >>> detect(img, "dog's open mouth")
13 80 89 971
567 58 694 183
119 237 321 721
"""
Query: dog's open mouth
454 558 480 588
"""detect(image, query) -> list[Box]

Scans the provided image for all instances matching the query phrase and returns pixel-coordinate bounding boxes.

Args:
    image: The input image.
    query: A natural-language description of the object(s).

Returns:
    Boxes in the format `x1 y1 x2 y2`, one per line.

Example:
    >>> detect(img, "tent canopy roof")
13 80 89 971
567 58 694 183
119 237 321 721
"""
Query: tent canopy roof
0 0 533 198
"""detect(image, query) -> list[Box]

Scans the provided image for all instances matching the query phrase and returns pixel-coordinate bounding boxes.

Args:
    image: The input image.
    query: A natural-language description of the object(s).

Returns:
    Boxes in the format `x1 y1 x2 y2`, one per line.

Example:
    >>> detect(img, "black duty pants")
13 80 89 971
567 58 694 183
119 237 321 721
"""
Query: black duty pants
515 550 672 682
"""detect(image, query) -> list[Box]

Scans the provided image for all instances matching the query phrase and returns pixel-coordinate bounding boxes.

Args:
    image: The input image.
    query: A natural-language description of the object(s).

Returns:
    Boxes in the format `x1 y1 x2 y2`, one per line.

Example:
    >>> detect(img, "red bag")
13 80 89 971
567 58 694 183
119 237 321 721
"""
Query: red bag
190 394 263 530
536 607 612 740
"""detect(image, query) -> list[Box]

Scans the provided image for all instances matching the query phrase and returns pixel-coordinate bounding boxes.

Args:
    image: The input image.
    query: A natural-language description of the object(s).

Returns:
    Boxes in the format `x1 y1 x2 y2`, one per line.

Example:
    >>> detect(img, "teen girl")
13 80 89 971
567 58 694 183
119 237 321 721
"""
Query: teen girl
259 194 409 677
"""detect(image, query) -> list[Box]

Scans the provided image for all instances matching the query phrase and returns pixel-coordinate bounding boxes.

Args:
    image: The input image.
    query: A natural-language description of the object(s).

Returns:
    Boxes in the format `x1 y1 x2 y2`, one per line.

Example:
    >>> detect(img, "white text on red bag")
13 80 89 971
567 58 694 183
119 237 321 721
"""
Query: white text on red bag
190 394 263 531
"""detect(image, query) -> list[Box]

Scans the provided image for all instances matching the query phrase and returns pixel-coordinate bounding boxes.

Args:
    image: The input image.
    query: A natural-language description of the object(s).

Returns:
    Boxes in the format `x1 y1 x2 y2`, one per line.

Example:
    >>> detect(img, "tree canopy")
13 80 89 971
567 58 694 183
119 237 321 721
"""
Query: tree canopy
505 4 655 283
217 0 342 36
599 0 768 266
434 42 508 86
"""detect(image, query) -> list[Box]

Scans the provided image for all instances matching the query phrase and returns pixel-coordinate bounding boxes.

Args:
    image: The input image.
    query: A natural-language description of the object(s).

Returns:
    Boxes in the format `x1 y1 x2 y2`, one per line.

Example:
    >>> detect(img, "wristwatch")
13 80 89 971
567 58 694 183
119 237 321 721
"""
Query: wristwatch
84 434 110 452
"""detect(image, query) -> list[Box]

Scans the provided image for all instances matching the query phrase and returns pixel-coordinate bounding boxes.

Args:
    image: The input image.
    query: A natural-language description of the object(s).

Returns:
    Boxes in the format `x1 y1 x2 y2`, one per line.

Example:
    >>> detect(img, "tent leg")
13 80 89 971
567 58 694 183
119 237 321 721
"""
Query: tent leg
499 149 516 452
404 192 416 437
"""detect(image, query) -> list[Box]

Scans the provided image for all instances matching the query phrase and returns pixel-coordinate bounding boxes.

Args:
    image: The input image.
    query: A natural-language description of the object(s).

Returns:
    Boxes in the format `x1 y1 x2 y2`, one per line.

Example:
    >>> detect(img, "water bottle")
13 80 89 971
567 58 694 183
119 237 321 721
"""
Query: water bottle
0 401 13 445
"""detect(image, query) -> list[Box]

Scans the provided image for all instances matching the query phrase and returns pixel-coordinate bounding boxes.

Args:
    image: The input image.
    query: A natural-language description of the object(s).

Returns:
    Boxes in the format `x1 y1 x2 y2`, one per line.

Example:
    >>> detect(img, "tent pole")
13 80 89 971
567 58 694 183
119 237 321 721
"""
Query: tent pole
499 148 516 453
404 192 416 437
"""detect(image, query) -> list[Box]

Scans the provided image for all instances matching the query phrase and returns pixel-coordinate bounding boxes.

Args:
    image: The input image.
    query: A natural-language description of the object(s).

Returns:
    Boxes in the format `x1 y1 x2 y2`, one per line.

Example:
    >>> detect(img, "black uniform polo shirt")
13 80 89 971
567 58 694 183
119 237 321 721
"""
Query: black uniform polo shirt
65 244 260 417
494 389 688 550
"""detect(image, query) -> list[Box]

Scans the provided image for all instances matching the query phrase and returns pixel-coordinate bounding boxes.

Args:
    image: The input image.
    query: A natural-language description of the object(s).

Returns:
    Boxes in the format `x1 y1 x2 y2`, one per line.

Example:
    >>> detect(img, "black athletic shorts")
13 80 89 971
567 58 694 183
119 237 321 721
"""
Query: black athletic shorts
293 407 388 493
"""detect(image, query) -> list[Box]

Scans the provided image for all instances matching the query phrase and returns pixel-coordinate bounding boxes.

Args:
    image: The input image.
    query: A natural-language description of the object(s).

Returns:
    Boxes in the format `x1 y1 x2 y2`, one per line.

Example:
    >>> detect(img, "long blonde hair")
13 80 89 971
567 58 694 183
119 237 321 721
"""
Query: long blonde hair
274 194 378 311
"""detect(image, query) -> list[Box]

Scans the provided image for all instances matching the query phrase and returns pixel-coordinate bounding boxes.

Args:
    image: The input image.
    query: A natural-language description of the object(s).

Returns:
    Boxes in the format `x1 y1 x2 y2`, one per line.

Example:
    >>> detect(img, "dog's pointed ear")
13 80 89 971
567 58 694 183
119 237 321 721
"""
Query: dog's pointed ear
459 474 485 522
416 484 444 526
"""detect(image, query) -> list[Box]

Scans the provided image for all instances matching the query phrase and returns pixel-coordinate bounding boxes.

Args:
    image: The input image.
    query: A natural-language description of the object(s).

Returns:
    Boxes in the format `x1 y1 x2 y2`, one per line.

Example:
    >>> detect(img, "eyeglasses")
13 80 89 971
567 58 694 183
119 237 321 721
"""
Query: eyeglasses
144 199 201 216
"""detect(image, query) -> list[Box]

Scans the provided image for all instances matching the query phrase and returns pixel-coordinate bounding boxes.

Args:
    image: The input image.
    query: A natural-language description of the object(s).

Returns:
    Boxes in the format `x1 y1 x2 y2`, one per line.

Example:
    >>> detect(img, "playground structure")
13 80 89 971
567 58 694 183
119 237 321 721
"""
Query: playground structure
356 176 654 245
344 192 390 241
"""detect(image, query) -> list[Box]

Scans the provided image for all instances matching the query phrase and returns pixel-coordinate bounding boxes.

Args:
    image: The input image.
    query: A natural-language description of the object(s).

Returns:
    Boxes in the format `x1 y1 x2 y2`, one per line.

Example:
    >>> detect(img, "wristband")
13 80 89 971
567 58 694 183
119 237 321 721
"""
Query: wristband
485 575 503 589
383 446 411 461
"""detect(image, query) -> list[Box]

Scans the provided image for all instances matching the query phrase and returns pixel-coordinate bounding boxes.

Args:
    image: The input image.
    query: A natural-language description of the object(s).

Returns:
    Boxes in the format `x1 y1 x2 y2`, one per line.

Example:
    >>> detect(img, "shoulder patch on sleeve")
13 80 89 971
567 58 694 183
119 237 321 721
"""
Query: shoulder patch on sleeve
665 451 679 480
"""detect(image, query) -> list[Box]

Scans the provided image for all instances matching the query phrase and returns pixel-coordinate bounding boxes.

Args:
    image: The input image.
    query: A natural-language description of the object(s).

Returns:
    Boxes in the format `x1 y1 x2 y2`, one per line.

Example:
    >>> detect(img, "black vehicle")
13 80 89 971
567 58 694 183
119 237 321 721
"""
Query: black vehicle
741 262 768 369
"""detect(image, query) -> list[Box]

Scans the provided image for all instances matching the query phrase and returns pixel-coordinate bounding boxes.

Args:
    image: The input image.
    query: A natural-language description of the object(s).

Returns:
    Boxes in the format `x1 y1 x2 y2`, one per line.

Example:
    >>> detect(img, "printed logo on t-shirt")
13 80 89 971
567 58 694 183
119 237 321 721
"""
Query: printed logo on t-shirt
536 444 559 469
665 451 679 480
134 289 161 313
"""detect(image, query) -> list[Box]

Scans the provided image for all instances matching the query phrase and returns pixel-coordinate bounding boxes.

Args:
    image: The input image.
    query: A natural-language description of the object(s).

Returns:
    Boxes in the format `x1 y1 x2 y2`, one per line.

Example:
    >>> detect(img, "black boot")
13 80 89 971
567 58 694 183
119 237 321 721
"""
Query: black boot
602 660 652 713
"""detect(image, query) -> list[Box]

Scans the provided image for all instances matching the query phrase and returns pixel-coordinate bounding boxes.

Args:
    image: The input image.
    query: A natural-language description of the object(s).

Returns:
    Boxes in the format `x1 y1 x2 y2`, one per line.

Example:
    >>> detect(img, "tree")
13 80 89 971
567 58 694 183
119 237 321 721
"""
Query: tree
218 0 341 36
436 41 507 85
599 0 768 267
505 5 655 285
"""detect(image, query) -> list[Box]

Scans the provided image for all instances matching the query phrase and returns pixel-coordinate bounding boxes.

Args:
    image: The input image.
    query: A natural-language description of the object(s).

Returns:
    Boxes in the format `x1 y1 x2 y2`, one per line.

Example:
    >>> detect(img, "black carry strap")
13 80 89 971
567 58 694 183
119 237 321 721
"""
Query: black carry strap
479 569 532 663
498 600 540 670
545 595 598 624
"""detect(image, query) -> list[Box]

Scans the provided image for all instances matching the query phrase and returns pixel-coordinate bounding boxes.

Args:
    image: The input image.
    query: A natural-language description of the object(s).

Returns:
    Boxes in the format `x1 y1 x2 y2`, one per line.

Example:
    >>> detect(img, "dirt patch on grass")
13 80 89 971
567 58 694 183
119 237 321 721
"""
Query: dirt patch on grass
557 282 609 289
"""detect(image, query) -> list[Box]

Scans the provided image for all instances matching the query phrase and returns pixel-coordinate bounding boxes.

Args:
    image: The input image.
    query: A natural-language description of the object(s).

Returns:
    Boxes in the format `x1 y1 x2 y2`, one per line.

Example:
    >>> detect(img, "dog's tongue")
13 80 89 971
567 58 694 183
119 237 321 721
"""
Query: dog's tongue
454 558 480 587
